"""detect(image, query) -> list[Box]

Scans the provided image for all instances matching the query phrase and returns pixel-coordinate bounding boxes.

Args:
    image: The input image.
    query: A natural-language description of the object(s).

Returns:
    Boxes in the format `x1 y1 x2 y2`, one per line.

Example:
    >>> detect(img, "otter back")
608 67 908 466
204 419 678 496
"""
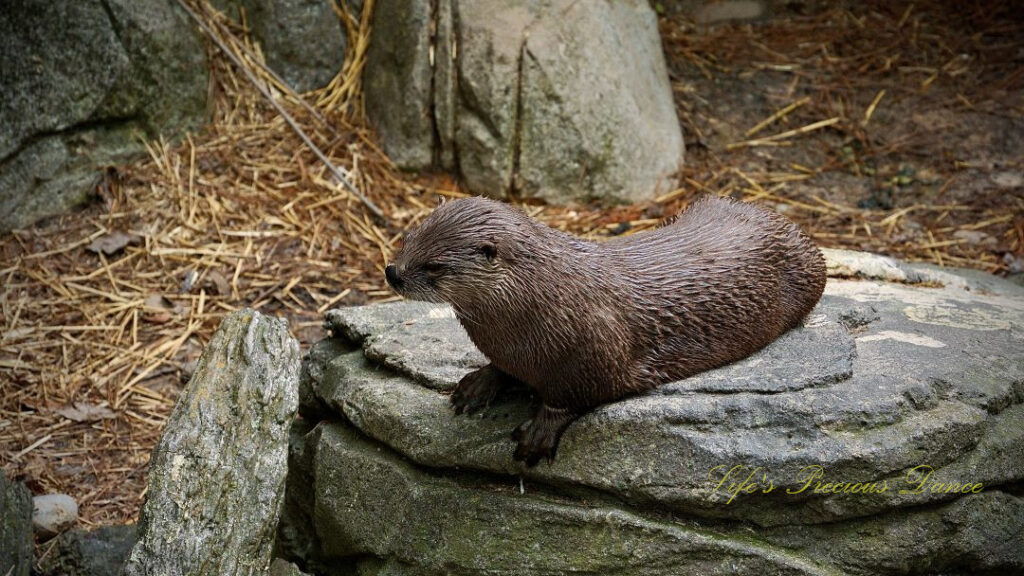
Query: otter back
606 195 826 385
387 194 826 465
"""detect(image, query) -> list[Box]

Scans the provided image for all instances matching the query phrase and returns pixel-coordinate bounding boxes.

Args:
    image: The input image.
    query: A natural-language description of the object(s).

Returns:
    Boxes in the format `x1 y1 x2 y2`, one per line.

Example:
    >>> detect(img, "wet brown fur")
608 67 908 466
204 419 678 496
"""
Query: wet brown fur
387 195 826 465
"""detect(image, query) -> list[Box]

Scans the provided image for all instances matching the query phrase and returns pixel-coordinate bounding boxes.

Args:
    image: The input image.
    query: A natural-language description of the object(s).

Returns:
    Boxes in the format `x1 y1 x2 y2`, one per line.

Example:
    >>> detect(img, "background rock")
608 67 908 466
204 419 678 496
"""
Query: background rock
658 0 772 23
213 0 350 92
515 0 685 203
37 525 137 576
362 0 434 169
306 422 830 575
364 0 684 204
32 493 78 538
0 471 33 576
269 558 314 576
122 309 300 576
0 0 207 232
288 251 1024 575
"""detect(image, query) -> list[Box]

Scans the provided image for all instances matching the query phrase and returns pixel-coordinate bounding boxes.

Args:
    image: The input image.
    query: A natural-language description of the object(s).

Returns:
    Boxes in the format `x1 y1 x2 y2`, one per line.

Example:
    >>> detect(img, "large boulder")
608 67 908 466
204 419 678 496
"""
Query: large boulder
213 0 350 93
362 0 433 169
284 249 1024 575
0 0 208 232
122 309 301 576
364 0 684 204
37 525 137 576
0 471 33 576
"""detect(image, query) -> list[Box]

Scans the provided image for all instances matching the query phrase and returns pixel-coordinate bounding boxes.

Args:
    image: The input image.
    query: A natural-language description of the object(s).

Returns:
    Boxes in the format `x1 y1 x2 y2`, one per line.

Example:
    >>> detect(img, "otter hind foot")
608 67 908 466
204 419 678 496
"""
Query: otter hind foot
452 364 517 415
512 405 579 467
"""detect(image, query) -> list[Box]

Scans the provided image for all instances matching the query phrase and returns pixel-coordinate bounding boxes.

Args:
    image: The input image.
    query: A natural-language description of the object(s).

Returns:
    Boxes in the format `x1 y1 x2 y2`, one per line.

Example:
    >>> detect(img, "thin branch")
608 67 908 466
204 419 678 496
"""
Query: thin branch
198 3 340 138
174 0 386 221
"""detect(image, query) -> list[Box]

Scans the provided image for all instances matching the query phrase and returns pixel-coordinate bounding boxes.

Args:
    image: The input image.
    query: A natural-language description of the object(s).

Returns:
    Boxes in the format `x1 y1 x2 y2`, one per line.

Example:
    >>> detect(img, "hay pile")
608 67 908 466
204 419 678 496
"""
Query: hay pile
1 0 1020 527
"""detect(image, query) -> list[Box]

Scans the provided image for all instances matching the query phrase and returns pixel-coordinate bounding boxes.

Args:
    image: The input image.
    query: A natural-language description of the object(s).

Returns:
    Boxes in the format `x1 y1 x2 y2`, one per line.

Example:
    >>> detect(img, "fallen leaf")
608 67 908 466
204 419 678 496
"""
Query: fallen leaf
1005 253 1024 274
143 294 180 324
205 270 231 295
144 294 168 308
56 402 116 422
181 269 198 293
143 294 181 312
146 312 173 325
87 232 141 256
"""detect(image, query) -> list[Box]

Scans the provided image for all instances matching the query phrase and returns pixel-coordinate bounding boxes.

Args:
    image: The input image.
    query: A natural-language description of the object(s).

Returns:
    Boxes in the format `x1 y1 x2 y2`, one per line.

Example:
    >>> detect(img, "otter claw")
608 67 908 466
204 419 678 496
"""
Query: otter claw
451 365 507 415
512 405 578 467
512 420 554 466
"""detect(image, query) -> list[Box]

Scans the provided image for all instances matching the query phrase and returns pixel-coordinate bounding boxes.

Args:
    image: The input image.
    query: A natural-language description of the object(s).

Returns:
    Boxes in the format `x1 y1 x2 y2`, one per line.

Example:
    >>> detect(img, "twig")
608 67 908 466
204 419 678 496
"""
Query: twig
197 2 340 137
862 90 886 126
317 288 352 313
727 117 841 150
12 434 53 460
745 96 810 138
173 0 386 221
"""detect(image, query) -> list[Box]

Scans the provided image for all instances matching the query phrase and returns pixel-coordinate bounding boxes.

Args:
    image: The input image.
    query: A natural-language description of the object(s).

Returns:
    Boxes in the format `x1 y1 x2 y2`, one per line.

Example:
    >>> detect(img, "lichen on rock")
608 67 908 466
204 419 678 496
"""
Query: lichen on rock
0 0 208 232
364 0 684 205
122 309 300 576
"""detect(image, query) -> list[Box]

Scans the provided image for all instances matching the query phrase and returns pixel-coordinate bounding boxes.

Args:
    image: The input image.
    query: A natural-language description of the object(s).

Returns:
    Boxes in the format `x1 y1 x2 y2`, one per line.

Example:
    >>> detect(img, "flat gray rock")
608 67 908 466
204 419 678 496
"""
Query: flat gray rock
291 251 1024 575
325 301 485 390
308 423 834 576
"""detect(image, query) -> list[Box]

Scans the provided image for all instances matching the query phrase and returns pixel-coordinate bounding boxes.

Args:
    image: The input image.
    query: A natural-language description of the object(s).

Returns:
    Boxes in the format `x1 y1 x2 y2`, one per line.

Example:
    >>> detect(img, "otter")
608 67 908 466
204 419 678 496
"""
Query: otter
385 195 826 466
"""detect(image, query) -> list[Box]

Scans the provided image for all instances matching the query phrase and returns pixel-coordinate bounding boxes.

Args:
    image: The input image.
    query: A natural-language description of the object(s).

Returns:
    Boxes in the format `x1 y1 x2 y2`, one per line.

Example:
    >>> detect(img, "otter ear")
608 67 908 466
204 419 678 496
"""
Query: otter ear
479 242 498 262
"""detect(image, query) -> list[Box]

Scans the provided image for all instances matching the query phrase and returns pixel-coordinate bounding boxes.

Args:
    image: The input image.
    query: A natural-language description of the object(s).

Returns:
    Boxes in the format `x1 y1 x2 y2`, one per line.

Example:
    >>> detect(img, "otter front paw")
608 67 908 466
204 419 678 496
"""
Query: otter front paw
512 405 578 466
452 365 509 415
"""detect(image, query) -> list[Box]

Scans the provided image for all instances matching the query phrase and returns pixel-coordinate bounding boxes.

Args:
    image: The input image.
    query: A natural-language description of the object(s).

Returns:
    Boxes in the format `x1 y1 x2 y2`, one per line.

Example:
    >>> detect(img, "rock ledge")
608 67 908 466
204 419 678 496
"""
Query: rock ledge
286 251 1024 575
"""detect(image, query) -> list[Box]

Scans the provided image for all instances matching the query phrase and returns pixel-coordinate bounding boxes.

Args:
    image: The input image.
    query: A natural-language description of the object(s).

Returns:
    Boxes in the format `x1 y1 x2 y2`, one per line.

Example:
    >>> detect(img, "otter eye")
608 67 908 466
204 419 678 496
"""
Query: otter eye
479 243 497 261
423 261 444 274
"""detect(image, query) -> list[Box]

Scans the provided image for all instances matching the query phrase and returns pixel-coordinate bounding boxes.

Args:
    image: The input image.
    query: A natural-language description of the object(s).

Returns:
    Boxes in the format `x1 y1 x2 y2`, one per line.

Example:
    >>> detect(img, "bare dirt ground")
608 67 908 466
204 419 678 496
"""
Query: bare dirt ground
1 0 1021 532
657 1 1023 268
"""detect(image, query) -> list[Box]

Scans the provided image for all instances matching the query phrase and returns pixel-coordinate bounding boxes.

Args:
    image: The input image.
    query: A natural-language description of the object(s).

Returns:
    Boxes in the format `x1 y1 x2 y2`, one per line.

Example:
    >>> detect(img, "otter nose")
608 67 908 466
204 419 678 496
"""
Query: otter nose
385 264 403 288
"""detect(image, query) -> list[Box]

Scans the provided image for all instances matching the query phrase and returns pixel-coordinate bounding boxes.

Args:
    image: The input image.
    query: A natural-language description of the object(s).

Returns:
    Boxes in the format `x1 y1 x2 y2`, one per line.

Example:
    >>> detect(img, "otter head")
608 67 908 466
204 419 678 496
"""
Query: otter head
385 197 526 309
